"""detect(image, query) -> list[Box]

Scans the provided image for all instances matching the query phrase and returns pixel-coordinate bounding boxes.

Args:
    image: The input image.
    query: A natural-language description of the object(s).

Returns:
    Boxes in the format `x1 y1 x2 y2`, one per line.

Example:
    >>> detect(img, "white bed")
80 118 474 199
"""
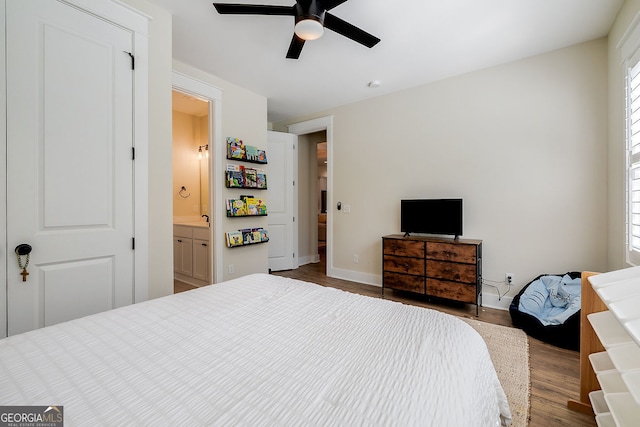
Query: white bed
0 274 511 426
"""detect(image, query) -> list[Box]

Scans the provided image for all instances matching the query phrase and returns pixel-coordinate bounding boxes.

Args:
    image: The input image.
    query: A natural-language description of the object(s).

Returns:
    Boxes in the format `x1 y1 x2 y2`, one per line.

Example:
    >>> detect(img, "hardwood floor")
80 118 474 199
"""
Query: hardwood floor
174 279 197 294
174 256 597 427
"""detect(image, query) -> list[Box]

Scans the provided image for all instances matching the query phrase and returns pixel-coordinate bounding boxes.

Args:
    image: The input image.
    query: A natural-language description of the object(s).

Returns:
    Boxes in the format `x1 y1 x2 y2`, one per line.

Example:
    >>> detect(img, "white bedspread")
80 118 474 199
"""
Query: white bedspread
0 274 511 426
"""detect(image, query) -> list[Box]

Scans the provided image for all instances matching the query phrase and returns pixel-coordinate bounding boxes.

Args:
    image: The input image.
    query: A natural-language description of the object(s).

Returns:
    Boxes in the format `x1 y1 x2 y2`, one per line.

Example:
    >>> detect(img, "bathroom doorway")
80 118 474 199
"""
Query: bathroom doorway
172 90 211 290
317 141 327 262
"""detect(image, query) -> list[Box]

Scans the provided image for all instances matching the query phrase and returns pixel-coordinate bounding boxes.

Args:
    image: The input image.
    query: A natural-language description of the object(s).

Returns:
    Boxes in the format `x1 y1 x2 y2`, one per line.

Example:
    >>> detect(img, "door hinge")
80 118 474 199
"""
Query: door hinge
124 51 135 70
132 237 135 250
132 147 135 160
293 180 295 186
293 216 295 222
293 252 295 258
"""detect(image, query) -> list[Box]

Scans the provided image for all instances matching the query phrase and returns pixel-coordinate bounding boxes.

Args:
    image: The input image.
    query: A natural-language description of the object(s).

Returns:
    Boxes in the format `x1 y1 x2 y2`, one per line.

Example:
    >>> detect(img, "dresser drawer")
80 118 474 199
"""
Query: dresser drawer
427 260 477 284
384 255 425 276
383 239 425 258
426 242 477 264
426 278 477 303
384 272 425 293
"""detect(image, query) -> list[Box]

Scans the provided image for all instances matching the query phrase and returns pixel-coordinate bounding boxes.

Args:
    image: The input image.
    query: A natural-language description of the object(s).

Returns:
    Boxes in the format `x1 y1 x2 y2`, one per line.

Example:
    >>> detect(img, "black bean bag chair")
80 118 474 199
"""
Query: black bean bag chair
509 271 581 351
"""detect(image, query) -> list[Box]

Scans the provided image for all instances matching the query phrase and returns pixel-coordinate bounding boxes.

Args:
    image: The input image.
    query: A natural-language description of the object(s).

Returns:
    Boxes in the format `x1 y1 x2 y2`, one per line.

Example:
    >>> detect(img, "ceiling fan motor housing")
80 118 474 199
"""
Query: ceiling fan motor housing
295 0 326 26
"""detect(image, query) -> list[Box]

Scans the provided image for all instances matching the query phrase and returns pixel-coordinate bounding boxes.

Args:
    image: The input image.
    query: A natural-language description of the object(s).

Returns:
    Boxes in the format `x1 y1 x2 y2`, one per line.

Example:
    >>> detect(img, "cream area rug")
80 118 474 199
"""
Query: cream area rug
462 318 530 427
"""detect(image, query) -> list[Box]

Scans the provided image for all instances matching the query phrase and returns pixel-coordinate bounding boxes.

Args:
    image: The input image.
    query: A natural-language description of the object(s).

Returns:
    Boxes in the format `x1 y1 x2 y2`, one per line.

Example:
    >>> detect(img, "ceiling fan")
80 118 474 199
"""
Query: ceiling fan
212 0 381 59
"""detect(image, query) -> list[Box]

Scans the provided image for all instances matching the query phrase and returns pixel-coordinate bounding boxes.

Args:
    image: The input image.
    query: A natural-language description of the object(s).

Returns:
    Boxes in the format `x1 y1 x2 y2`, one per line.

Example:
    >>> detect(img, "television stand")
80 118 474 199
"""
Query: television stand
382 234 482 315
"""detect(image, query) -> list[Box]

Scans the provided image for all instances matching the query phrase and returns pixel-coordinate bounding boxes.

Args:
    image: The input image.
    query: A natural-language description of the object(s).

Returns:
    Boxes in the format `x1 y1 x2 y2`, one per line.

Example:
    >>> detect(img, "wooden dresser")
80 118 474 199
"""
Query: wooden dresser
382 234 482 315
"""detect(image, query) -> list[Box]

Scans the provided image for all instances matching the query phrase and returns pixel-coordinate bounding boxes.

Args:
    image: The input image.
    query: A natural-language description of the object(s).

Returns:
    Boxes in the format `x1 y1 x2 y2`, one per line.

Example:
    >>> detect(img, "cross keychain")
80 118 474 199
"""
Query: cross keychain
15 244 32 282
17 253 29 281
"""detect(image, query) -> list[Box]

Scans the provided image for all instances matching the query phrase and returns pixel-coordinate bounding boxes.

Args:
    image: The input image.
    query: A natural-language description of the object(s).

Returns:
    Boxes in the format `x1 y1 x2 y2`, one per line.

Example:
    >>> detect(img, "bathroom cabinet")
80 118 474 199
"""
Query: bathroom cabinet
174 224 211 285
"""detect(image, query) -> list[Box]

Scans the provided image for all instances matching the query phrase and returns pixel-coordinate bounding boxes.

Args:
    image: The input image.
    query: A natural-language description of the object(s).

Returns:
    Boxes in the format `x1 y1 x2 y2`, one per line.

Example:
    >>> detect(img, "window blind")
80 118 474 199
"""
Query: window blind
627 60 640 264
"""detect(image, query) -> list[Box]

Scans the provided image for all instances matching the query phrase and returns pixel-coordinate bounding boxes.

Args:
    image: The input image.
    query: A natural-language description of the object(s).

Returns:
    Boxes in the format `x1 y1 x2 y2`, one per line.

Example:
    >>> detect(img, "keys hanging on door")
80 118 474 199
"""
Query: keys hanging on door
15 244 32 282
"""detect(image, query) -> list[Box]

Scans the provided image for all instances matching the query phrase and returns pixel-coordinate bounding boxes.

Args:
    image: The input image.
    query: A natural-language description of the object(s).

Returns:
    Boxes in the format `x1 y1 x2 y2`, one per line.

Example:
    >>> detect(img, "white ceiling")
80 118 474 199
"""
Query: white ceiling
172 90 209 116
147 0 624 123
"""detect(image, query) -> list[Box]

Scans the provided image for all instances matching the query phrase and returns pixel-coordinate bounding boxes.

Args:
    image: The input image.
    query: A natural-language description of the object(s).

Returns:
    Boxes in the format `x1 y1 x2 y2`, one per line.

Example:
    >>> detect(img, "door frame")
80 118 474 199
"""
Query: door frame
1 1 7 337
0 0 149 338
288 116 335 278
172 71 223 284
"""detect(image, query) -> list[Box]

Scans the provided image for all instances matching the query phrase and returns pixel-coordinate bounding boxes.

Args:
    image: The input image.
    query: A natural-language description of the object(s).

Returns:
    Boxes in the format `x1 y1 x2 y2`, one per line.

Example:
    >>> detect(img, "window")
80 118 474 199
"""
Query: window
625 22 640 265
627 59 640 264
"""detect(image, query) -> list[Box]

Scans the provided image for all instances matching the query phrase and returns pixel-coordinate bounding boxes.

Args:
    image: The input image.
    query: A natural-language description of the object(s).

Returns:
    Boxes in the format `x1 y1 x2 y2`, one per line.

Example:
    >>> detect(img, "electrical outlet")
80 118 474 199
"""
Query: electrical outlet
505 273 514 285
353 254 359 263
228 264 234 274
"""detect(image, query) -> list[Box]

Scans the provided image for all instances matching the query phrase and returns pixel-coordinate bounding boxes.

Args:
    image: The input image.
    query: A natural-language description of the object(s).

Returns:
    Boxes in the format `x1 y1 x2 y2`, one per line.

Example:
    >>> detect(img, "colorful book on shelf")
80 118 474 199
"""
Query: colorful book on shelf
226 163 244 172
241 228 256 245
245 145 259 162
226 231 243 247
259 229 269 242
227 137 245 160
244 168 258 188
256 170 267 189
257 150 267 163
228 199 248 216
245 198 267 216
226 170 244 188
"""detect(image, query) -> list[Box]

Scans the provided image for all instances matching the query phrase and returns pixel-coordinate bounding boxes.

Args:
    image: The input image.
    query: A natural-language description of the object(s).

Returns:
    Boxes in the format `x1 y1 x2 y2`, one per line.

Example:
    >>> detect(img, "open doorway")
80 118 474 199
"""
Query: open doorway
296 130 327 268
288 116 334 277
172 90 211 292
317 141 327 263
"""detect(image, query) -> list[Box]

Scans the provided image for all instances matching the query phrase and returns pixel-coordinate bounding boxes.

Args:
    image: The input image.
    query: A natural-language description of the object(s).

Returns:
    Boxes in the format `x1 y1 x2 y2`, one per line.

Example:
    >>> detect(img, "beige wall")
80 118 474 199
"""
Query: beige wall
121 0 174 299
608 0 640 270
172 60 269 282
173 111 206 217
121 0 268 297
275 38 609 301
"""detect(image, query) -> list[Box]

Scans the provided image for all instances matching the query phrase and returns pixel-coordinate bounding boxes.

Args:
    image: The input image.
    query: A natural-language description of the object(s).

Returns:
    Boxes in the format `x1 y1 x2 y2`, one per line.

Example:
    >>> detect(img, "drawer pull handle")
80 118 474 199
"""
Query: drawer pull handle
202 243 208 247
177 239 182 243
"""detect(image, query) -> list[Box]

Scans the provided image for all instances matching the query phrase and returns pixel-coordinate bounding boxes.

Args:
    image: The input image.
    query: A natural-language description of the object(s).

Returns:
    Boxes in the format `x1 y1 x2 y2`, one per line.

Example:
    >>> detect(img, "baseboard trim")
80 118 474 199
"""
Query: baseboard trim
481 291 512 311
298 254 320 266
327 267 382 287
325 267 511 311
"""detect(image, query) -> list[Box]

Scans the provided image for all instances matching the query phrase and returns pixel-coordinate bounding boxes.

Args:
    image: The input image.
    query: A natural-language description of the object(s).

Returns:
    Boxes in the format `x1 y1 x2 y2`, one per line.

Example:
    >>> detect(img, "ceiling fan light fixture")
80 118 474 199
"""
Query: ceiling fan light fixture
295 18 324 41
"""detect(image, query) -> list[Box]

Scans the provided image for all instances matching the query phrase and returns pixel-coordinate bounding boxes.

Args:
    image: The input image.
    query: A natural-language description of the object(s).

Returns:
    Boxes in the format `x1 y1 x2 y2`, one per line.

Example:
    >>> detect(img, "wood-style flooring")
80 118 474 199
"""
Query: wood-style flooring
174 254 596 427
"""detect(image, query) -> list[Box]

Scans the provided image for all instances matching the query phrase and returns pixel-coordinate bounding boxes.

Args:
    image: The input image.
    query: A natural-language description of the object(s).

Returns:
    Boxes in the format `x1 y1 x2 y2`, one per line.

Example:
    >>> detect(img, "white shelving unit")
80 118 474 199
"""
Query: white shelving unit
586 269 640 427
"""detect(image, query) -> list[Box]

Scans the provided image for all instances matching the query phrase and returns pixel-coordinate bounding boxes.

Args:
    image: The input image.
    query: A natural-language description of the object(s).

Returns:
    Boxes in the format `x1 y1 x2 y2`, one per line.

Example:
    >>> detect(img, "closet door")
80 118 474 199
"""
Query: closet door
6 0 136 335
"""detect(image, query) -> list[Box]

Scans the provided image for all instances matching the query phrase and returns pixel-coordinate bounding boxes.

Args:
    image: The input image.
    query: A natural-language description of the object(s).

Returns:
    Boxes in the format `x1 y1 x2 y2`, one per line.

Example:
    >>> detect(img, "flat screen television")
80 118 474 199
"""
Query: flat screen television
401 199 463 238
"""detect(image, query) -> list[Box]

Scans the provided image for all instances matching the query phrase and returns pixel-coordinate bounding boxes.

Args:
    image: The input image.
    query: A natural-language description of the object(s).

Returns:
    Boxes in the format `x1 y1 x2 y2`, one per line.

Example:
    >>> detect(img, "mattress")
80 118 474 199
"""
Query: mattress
0 273 511 426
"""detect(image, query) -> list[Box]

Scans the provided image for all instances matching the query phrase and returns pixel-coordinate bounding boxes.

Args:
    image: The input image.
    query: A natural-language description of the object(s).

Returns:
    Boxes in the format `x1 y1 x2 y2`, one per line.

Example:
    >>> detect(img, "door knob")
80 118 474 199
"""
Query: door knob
15 244 32 256
15 244 32 282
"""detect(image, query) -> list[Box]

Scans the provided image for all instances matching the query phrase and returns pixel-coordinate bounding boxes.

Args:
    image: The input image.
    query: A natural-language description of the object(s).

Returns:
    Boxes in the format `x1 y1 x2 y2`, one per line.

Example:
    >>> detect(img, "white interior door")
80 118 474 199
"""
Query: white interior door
6 0 135 335
267 131 297 271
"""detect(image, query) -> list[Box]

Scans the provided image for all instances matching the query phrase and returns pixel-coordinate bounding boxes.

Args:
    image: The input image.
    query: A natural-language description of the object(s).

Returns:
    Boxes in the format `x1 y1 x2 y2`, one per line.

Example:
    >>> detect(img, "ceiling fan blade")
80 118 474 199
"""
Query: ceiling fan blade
213 3 295 16
324 13 380 48
321 0 349 11
286 34 305 59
